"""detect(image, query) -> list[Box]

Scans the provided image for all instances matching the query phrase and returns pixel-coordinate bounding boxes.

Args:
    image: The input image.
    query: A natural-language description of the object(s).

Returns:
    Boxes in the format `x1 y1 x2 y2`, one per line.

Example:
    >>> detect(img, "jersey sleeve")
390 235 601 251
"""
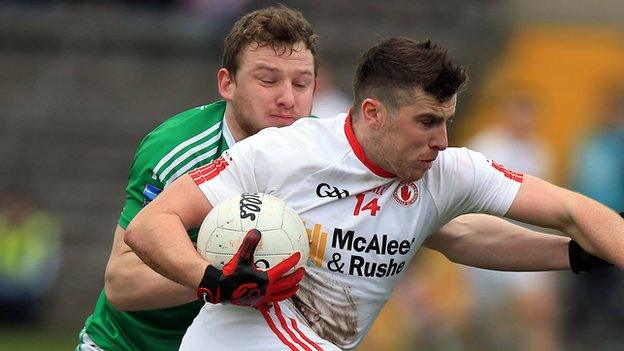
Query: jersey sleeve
189 144 257 207
189 126 310 207
117 104 228 229
427 147 523 224
118 136 168 229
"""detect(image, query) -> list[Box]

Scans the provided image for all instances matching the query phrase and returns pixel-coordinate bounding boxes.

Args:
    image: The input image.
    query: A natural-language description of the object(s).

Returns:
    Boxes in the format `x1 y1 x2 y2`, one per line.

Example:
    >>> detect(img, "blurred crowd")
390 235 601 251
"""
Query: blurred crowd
3 0 249 11
0 185 62 326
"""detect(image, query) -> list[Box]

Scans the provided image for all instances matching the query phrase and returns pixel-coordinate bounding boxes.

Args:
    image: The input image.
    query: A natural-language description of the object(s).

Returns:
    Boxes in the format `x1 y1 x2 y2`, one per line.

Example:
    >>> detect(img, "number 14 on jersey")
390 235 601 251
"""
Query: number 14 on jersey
353 193 381 216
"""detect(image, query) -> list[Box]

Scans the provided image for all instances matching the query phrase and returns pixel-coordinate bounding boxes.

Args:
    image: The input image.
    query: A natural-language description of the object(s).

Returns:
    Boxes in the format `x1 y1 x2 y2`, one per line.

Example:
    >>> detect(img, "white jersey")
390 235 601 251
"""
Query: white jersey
188 113 522 350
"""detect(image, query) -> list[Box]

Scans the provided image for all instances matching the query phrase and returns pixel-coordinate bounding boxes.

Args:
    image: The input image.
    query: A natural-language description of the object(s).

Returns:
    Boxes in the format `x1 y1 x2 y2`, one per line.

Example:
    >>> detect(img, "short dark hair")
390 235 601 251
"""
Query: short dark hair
222 5 319 77
353 37 467 110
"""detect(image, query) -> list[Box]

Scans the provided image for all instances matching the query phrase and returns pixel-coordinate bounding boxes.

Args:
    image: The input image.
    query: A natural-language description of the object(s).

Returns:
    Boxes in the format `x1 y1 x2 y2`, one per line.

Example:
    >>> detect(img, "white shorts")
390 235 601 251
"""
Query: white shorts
76 329 106 351
180 300 342 351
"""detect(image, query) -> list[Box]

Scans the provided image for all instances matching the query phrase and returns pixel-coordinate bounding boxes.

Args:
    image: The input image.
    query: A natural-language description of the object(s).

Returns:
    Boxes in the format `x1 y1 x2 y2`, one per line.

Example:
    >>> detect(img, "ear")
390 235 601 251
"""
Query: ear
360 98 385 130
217 68 235 100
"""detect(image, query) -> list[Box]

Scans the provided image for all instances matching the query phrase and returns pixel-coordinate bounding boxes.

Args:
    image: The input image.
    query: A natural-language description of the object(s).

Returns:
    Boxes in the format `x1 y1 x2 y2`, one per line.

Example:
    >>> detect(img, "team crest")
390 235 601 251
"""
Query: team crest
392 181 418 207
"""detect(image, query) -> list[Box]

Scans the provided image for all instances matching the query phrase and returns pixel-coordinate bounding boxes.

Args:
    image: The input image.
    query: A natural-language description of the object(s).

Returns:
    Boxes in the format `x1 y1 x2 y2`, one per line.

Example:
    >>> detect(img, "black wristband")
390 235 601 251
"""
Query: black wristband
197 265 221 303
568 240 613 274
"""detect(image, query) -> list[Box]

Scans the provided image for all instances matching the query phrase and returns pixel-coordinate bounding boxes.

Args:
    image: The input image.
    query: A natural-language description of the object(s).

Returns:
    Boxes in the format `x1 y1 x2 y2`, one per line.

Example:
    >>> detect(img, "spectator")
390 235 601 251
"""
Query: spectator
0 185 62 326
463 94 560 351
468 94 552 179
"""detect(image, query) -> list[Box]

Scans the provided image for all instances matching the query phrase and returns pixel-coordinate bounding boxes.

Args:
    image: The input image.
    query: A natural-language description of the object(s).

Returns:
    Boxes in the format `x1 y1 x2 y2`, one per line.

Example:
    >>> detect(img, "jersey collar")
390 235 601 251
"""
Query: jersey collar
344 111 396 178
222 114 236 147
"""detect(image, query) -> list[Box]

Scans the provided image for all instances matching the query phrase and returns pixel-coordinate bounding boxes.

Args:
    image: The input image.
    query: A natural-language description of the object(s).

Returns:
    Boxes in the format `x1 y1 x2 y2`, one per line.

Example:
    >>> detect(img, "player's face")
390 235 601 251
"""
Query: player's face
374 89 456 181
219 42 316 140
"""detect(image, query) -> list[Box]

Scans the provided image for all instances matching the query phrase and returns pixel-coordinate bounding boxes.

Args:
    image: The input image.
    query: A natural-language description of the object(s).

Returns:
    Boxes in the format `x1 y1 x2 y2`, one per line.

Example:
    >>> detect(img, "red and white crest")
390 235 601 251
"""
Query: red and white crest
392 181 418 207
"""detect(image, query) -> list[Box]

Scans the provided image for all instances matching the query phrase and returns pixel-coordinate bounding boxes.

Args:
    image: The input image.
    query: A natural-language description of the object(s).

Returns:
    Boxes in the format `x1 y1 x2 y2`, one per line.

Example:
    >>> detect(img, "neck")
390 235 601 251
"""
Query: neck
351 115 370 156
224 104 248 142
349 113 395 178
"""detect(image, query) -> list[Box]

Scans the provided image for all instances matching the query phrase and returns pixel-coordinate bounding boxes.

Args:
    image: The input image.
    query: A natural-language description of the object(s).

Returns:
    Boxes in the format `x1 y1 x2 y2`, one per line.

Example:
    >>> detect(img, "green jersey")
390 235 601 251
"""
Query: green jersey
82 100 230 351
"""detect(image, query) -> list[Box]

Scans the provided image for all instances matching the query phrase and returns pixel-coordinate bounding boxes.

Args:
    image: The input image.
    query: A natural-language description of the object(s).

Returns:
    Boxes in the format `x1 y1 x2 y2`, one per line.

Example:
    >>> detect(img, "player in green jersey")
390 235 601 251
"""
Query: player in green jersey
77 5 319 350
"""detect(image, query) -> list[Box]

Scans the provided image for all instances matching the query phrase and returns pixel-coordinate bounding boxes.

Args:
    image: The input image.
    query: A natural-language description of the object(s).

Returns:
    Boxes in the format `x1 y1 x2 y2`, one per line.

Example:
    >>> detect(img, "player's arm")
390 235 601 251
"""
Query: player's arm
125 174 211 290
505 174 624 269
104 225 197 311
124 174 304 308
424 214 570 271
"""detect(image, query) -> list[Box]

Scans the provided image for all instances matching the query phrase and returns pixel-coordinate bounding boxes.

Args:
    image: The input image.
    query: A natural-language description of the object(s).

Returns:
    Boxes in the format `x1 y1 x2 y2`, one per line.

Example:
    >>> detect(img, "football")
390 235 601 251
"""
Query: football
197 192 309 270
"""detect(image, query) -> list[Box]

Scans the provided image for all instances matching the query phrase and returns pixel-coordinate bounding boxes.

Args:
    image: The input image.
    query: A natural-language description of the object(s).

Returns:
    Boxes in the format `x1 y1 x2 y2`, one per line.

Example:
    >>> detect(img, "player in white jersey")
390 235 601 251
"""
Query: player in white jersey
183 114 525 349
125 37 620 350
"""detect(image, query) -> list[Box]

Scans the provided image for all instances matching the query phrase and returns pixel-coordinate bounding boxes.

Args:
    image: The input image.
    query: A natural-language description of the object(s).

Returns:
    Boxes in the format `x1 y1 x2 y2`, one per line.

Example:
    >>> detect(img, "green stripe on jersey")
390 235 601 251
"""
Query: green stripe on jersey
152 120 222 184
118 101 228 229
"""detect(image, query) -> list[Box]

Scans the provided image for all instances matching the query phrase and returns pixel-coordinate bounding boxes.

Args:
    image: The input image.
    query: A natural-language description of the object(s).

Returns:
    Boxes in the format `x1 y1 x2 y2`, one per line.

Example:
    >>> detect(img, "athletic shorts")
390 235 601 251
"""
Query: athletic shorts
180 300 342 351
76 329 106 351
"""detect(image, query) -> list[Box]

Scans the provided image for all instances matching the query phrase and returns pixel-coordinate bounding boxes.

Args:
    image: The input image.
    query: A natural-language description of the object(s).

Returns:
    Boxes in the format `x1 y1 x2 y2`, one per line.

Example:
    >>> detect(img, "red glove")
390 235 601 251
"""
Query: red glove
197 229 305 308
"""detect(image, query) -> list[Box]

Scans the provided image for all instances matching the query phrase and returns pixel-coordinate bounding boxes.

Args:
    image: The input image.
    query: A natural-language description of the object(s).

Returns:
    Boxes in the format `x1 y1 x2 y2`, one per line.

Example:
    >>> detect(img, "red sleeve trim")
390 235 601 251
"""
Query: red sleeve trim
189 156 230 185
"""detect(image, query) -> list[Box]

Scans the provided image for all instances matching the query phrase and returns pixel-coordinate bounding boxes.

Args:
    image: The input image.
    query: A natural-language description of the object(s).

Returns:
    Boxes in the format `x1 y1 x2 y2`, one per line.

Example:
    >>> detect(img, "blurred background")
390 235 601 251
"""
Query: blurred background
1 0 624 350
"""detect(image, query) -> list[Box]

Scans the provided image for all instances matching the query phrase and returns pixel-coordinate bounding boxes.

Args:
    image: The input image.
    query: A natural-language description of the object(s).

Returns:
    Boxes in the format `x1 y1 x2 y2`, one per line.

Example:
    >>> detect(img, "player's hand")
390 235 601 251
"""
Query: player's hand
568 211 623 274
197 229 305 308
568 239 614 274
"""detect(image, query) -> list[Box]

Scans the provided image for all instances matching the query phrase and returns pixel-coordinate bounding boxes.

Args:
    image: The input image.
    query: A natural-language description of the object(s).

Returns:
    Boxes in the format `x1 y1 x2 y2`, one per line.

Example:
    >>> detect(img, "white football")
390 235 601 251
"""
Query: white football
197 192 309 271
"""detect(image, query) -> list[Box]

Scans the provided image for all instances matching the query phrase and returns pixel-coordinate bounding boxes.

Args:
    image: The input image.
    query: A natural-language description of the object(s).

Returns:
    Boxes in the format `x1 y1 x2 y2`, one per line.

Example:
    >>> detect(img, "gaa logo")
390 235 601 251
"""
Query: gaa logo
392 181 418 207
315 183 350 199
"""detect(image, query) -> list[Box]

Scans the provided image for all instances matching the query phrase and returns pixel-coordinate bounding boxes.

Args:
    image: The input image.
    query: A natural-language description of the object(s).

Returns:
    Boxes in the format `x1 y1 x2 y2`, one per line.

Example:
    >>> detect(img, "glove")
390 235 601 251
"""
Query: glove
569 240 613 274
197 229 305 308
567 211 623 274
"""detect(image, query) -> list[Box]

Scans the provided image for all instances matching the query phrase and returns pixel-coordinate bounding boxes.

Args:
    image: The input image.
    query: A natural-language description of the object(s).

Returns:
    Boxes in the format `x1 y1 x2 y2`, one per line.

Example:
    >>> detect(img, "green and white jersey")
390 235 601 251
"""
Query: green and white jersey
82 100 231 351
